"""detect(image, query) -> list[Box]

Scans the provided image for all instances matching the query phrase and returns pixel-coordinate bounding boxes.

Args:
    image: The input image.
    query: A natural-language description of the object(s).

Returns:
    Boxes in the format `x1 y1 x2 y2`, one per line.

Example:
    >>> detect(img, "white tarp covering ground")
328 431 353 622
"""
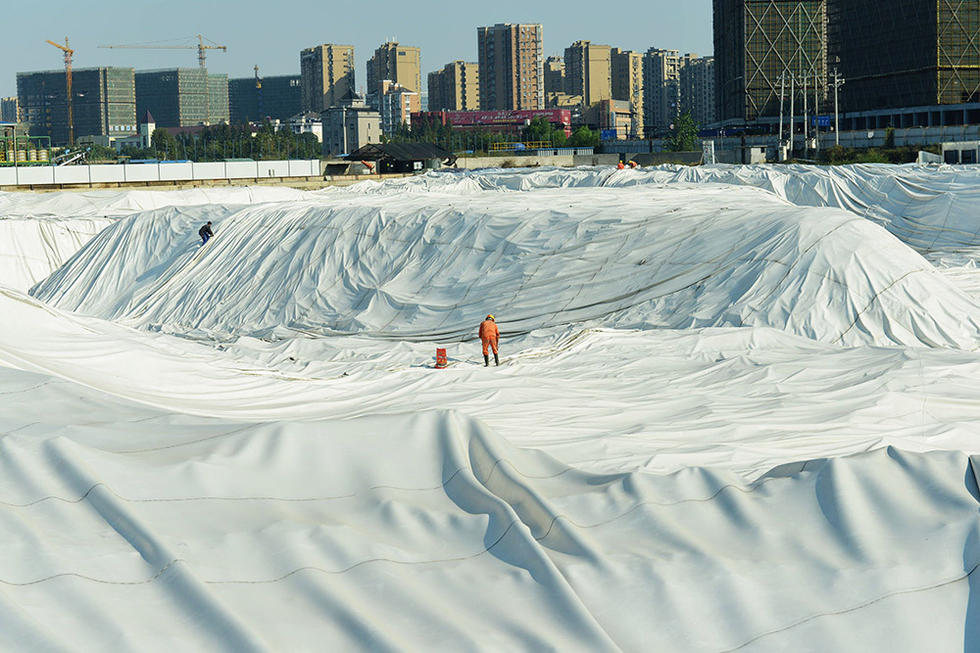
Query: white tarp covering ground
3 166 980 650
0 186 310 292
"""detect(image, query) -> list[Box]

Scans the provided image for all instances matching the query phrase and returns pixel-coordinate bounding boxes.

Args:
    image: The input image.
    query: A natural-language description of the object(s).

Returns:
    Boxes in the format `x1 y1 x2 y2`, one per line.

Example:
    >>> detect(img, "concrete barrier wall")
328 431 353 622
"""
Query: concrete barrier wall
0 168 18 185
226 161 259 179
288 160 316 176
455 155 576 169
258 161 290 177
574 154 621 166
453 152 618 169
53 167 90 184
0 160 322 187
158 163 194 181
192 162 225 180
90 166 125 183
17 167 56 185
122 164 159 182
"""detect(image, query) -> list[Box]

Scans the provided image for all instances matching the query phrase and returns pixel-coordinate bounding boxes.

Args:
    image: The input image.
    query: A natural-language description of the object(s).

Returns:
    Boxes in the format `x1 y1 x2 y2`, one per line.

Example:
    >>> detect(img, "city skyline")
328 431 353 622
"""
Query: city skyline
0 0 713 98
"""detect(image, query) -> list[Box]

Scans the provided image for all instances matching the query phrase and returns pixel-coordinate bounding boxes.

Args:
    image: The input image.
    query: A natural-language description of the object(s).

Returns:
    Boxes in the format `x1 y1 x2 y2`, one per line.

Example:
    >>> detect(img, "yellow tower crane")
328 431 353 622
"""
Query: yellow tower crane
98 34 227 68
45 37 74 145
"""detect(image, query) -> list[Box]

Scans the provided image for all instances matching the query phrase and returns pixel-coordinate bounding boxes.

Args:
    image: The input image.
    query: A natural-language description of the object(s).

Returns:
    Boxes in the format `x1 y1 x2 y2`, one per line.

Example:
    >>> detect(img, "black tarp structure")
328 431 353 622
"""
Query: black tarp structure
346 143 455 173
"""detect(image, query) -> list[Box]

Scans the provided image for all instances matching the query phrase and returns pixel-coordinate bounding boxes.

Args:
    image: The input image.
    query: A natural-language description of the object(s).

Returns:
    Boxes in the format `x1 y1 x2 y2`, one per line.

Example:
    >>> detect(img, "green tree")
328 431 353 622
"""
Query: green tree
884 126 896 149
567 126 599 147
522 117 570 147
521 117 552 143
151 128 178 160
665 112 699 152
83 143 119 162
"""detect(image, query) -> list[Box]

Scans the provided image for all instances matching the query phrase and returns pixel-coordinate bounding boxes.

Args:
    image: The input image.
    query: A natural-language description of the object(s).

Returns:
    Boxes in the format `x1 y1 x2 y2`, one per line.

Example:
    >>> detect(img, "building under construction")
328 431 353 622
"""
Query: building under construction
135 68 229 129
828 0 980 112
713 0 827 123
229 75 302 124
17 67 136 146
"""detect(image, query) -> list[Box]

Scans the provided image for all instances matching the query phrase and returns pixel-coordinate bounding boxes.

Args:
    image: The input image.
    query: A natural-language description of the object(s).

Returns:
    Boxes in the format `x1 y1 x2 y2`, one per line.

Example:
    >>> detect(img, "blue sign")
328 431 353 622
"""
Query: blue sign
811 115 831 127
600 129 619 141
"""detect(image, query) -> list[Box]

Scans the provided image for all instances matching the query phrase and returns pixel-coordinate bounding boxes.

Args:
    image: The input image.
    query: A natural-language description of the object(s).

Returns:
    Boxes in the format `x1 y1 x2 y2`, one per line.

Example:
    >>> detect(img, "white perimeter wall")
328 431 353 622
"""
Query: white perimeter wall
0 160 320 187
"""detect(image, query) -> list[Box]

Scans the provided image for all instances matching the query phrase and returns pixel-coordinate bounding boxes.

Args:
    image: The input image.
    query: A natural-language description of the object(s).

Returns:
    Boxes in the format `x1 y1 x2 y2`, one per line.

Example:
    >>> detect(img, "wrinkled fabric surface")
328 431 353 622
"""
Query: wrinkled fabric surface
2 166 980 651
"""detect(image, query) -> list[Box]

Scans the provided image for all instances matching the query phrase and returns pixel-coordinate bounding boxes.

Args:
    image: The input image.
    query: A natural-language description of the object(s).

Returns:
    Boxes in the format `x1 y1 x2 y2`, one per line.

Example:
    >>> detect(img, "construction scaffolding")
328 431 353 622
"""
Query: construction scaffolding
16 68 136 146
829 0 980 112
135 69 229 128
714 0 827 122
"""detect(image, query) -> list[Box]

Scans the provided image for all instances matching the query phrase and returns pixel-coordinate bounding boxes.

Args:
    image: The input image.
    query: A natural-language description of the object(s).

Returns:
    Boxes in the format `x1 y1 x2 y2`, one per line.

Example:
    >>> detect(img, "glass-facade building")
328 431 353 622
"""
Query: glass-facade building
715 0 980 123
17 67 136 145
229 75 302 124
714 0 827 122
828 0 980 111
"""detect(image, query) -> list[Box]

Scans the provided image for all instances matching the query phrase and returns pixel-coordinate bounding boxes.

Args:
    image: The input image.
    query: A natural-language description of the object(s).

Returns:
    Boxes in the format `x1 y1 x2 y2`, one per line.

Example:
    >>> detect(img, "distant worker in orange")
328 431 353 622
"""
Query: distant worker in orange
479 314 500 367
617 161 625 170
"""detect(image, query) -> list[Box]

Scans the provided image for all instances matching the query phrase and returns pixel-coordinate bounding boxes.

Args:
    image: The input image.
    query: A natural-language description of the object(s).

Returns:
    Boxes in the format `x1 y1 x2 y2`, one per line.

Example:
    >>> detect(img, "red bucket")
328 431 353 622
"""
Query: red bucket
435 348 448 369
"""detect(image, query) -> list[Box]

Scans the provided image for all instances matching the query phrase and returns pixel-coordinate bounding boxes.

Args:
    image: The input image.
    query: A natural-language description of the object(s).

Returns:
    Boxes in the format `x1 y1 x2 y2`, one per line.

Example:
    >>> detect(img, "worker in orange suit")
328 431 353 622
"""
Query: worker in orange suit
479 314 499 367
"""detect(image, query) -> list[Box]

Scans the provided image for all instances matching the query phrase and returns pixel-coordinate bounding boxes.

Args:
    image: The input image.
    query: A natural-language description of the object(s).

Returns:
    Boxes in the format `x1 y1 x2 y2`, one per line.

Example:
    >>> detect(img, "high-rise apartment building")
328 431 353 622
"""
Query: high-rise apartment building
427 61 480 111
828 0 980 111
18 67 136 145
680 56 716 127
135 69 228 129
642 48 682 137
366 42 422 106
378 81 419 135
321 92 379 157
611 48 644 137
301 44 355 112
477 23 544 110
544 56 565 97
229 75 302 124
564 41 612 106
713 0 827 123
1 97 19 123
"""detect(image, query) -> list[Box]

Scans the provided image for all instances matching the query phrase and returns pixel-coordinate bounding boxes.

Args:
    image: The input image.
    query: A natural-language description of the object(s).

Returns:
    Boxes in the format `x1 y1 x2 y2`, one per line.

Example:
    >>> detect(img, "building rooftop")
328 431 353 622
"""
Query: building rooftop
346 142 451 162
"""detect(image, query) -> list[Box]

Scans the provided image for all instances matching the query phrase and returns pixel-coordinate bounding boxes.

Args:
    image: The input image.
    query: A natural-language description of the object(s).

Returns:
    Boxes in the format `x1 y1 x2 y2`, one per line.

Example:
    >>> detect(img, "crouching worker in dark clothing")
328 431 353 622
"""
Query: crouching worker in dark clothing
199 221 214 245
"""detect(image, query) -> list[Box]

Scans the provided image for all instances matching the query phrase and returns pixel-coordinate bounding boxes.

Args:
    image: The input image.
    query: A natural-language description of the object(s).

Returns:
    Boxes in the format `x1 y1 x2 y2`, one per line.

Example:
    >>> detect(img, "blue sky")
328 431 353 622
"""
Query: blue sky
3 0 712 96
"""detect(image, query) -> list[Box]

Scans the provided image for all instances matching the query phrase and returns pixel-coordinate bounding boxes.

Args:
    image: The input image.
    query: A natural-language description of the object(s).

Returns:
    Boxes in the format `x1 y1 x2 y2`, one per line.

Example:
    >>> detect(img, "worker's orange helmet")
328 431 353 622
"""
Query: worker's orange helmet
486 314 494 321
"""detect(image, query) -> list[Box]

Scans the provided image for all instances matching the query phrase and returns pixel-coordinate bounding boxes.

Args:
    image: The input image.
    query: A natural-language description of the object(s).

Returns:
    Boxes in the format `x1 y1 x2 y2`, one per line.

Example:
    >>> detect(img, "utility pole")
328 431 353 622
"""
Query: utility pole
778 72 785 145
832 68 845 147
803 73 808 149
789 74 795 154
813 70 819 152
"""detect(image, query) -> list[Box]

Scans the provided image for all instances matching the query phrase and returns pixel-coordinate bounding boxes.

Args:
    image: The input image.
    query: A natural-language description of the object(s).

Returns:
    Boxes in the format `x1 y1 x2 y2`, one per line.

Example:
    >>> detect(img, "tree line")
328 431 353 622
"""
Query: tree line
386 116 601 152
79 122 322 162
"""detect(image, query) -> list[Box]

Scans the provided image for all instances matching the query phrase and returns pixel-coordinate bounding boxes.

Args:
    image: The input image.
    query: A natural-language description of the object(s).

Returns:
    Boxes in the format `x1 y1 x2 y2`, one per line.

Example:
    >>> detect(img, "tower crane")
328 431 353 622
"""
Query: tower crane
45 37 74 144
98 34 226 69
